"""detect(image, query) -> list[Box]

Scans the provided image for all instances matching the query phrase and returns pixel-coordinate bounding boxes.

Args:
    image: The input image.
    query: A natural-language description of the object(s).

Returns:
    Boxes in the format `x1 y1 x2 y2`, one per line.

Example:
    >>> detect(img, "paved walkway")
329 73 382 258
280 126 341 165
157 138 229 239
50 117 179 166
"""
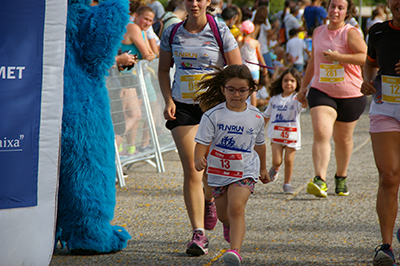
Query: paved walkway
50 109 397 265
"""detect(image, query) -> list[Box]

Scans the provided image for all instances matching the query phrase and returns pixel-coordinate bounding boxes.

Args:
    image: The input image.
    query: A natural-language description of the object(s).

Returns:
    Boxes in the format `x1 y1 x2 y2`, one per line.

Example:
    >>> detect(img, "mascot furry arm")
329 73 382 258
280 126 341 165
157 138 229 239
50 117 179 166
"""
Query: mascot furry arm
57 0 131 254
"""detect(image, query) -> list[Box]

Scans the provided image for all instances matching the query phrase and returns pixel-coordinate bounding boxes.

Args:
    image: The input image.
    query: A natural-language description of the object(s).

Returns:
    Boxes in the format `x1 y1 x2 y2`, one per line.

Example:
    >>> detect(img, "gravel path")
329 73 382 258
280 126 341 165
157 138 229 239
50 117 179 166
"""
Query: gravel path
51 108 395 266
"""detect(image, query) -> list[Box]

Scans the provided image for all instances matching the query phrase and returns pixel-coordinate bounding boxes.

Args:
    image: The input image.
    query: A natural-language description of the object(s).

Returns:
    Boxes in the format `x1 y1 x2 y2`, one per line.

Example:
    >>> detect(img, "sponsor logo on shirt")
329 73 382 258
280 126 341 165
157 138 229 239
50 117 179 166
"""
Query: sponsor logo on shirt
181 62 193 69
246 128 254 135
218 123 244 134
215 135 251 153
374 92 383 104
200 53 210 60
174 51 197 60
272 104 288 111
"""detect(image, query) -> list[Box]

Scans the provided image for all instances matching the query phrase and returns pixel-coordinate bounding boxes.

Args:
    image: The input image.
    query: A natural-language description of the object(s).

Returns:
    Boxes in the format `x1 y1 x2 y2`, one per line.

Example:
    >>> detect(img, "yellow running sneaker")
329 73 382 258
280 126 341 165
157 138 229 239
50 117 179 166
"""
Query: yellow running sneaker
335 175 350 196
307 176 328 198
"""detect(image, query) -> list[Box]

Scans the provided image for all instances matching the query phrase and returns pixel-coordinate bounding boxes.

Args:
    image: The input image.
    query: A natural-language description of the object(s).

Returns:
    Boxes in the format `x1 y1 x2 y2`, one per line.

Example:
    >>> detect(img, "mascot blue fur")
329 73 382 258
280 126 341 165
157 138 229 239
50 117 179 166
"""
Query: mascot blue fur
57 0 131 254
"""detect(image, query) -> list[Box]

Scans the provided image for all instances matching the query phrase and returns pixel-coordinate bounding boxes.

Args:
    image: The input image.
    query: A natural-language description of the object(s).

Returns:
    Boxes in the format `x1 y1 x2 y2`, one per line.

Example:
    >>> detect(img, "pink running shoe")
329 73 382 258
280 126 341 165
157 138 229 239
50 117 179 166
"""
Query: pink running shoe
186 229 209 256
223 224 230 243
223 249 242 266
204 201 218 230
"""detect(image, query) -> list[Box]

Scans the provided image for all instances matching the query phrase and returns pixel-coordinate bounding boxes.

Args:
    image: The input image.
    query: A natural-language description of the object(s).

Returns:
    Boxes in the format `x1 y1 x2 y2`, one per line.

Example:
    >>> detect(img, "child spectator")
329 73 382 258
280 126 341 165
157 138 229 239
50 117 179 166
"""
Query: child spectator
285 29 310 73
221 6 242 43
256 71 271 112
240 20 268 106
283 5 304 41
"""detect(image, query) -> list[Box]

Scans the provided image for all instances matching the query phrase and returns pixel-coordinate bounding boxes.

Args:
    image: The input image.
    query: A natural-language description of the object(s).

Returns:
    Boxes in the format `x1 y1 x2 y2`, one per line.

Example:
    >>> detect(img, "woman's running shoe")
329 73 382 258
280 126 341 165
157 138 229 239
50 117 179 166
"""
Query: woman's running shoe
186 229 209 256
373 244 396 266
307 176 328 198
334 175 349 196
223 224 230 243
204 200 218 230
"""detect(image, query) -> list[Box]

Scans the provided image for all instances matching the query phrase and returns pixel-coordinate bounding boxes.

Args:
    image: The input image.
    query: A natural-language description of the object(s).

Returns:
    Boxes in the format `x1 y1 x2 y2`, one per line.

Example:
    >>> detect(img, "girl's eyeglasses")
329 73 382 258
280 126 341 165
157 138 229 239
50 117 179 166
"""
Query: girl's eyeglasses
224 86 250 96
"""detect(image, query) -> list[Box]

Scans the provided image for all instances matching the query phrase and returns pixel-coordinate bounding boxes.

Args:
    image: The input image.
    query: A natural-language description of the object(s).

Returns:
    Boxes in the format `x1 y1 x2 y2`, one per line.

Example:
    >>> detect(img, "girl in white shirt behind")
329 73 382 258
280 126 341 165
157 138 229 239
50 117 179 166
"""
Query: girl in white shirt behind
263 67 307 194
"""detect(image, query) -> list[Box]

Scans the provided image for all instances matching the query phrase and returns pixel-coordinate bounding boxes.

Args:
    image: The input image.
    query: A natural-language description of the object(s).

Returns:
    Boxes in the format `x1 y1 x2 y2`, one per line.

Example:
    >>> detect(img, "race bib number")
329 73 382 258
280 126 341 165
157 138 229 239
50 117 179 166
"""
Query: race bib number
272 125 298 144
381 75 400 104
319 63 345 83
180 74 205 99
207 149 244 178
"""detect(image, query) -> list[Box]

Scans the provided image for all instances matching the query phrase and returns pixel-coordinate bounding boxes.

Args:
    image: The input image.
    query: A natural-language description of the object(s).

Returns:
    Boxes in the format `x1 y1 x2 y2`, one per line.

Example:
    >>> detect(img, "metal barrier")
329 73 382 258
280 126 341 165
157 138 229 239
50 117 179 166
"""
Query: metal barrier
106 59 176 187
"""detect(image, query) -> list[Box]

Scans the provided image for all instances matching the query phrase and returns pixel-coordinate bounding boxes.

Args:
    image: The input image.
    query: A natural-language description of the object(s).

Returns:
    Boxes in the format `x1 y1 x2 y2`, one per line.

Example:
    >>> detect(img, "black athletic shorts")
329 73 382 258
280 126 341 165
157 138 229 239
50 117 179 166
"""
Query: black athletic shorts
165 100 203 130
307 87 367 122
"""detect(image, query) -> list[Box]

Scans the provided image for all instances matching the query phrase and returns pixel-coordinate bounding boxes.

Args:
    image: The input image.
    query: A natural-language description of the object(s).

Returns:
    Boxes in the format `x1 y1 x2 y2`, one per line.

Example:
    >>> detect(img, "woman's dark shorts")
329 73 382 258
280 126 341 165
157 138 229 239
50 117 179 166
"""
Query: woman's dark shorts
307 87 367 122
166 100 203 130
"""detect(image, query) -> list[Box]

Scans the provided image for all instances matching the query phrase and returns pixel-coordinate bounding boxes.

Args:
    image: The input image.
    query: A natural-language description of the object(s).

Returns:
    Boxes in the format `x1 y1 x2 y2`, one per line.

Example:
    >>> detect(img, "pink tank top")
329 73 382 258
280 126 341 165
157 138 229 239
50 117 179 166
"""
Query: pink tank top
310 24 363 98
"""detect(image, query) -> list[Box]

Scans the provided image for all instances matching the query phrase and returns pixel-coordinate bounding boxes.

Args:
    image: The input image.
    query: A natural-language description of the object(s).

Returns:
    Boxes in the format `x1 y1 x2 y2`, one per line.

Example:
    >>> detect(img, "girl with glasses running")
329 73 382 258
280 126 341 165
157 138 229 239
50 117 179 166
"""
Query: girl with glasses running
194 64 269 266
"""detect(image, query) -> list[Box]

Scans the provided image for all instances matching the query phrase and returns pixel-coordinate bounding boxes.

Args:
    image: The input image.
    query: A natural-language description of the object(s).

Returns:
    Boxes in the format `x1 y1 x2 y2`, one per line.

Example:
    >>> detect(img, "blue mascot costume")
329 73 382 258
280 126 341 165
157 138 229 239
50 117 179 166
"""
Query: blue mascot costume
57 0 131 254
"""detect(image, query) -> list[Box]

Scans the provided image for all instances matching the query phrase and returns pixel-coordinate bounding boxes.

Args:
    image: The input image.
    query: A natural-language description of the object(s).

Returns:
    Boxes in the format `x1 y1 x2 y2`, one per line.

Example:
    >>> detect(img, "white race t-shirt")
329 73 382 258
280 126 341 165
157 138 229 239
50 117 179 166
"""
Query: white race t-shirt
160 21 238 104
286 37 307 65
146 26 160 46
195 102 265 187
257 86 269 100
284 14 302 40
263 93 305 150
257 20 272 55
366 17 383 31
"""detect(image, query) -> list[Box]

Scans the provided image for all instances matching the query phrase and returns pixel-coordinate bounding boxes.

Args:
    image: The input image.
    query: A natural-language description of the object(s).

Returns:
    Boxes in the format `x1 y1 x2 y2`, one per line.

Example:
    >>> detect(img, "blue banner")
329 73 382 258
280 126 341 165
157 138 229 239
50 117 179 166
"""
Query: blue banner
0 0 45 209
